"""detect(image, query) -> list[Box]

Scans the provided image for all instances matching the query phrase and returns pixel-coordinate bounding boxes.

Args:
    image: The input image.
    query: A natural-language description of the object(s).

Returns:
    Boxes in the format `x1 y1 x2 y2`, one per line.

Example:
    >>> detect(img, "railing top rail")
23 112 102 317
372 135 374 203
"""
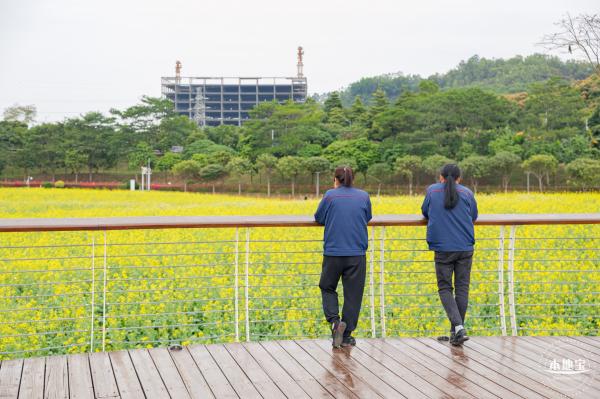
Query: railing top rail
0 213 599 232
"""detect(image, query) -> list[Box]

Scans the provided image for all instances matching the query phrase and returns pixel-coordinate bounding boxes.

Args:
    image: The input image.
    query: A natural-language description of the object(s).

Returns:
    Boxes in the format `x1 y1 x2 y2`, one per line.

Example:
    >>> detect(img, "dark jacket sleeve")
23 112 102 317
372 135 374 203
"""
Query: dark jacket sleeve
366 196 373 222
314 194 329 225
471 194 479 222
421 192 430 219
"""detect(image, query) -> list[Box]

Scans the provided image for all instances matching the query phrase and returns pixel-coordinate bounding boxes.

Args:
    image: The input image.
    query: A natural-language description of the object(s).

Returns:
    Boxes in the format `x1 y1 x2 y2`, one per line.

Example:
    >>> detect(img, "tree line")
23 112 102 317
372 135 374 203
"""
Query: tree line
2 61 600 194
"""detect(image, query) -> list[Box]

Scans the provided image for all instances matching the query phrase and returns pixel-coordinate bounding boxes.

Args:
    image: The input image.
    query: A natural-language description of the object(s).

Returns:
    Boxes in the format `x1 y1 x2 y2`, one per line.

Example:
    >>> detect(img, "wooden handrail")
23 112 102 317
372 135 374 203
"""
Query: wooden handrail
0 213 599 232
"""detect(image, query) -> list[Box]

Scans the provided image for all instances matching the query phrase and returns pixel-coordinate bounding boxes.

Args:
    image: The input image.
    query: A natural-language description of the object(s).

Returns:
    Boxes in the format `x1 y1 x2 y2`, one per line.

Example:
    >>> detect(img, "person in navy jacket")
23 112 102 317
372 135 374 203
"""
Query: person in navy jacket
421 164 478 346
315 166 372 348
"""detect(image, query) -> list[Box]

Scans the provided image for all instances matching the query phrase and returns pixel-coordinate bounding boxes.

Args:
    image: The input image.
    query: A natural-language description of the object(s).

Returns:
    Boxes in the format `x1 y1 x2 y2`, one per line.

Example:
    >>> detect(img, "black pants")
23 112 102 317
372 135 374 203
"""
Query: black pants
319 255 366 336
434 251 473 331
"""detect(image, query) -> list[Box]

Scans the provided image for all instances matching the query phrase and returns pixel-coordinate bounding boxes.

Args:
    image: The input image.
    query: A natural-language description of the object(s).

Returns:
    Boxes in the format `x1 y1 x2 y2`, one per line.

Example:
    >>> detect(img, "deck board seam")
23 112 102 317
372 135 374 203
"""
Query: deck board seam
354 341 462 396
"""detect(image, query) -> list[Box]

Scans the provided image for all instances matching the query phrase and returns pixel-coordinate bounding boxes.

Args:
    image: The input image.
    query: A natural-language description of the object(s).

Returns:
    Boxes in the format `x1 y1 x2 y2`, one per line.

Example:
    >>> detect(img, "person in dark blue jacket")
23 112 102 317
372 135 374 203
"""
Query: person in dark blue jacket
315 166 372 348
421 164 478 346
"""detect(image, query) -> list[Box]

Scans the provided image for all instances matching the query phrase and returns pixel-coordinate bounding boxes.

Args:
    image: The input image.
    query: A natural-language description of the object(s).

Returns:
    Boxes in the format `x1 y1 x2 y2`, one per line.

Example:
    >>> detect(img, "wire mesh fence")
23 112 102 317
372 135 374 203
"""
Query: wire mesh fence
0 215 598 359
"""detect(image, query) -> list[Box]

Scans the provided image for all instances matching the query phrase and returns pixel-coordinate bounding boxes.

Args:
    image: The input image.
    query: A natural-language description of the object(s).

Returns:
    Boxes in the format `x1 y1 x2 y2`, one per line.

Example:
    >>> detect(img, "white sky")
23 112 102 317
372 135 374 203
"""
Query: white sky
0 0 597 122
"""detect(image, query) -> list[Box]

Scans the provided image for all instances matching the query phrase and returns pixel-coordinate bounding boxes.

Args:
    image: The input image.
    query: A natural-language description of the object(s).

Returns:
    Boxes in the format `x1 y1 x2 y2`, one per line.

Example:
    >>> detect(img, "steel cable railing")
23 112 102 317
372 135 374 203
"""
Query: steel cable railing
0 214 598 359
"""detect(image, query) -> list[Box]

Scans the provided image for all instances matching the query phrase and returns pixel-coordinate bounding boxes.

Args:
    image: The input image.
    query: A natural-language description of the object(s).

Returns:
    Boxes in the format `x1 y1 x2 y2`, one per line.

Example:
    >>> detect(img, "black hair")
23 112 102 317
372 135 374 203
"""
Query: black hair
334 166 354 187
441 164 461 209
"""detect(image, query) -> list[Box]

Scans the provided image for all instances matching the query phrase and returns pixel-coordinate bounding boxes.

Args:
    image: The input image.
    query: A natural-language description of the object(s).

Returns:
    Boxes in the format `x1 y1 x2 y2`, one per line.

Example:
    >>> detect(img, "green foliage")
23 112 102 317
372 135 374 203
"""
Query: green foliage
422 155 455 178
394 155 422 193
255 153 277 175
349 96 368 126
522 154 558 191
339 54 593 104
128 142 156 170
155 153 182 172
303 157 331 174
276 156 304 179
431 54 593 93
172 160 202 191
1 53 598 191
523 77 586 130
227 157 253 180
368 88 389 127
54 180 65 188
276 156 304 195
490 151 522 191
460 155 492 190
566 158 600 189
200 164 227 183
323 138 379 176
157 116 201 153
324 92 343 114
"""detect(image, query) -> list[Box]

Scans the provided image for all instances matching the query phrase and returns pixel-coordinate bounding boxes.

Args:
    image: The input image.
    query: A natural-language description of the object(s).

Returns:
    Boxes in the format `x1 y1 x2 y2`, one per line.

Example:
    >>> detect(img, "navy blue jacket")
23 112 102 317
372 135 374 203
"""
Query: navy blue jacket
421 183 478 252
314 186 372 256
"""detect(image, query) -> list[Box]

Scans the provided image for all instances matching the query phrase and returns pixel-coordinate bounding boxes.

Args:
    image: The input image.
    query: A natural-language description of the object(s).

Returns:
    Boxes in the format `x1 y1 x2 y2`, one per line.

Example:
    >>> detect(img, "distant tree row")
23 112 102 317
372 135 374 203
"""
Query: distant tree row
334 54 595 106
2 56 600 194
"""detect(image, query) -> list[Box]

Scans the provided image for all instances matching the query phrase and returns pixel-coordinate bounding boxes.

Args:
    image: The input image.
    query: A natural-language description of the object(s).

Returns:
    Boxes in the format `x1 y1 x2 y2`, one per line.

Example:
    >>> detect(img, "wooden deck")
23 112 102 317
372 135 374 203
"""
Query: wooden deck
0 337 599 399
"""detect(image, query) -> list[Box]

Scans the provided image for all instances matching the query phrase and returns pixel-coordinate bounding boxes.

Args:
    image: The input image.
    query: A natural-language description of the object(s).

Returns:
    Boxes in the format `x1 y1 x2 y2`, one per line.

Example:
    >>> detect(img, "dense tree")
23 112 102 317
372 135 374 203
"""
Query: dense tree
523 77 586 130
200 164 227 194
63 112 121 181
227 156 253 195
156 116 200 153
324 92 343 115
422 155 455 182
1 53 598 192
460 155 492 193
155 152 182 182
349 96 368 126
172 160 202 192
368 88 390 126
490 151 522 192
110 96 174 147
367 163 391 197
128 142 156 170
566 158 600 189
64 149 87 184
255 153 278 196
303 156 331 195
522 154 559 192
276 156 304 196
340 54 592 103
394 155 422 195
323 138 379 182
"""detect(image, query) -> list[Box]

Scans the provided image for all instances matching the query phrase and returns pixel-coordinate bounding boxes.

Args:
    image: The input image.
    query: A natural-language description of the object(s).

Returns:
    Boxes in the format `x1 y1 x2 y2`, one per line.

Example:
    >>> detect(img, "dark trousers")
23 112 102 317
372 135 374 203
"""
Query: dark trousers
434 251 473 331
319 255 366 336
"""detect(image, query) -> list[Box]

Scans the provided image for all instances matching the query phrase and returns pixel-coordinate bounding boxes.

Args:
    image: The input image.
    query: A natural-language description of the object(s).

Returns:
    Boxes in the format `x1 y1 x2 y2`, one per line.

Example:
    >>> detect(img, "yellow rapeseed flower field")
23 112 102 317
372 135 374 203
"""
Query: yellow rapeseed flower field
0 188 598 359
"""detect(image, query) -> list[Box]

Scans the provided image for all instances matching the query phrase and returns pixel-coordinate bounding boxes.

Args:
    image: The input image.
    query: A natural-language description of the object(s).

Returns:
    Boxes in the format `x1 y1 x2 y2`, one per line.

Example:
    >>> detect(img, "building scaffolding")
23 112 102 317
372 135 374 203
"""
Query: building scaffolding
161 48 308 127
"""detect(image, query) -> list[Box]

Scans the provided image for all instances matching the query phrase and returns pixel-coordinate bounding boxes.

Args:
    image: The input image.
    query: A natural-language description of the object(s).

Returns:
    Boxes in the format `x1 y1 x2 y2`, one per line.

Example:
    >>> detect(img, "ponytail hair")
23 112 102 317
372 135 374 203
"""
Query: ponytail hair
334 166 354 187
441 164 461 209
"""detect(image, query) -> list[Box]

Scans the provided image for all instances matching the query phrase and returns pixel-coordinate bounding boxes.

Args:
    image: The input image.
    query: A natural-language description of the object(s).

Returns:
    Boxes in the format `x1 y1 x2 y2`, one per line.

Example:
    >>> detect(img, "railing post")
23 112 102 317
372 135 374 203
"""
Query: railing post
379 227 386 338
507 225 518 336
102 229 108 352
497 226 507 336
234 228 240 342
369 226 376 337
89 234 96 352
245 228 250 342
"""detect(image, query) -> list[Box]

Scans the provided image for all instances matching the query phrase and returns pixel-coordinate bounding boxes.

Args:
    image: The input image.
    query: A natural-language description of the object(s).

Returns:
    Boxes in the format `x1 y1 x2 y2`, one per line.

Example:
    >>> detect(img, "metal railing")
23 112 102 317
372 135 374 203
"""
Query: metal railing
0 214 598 359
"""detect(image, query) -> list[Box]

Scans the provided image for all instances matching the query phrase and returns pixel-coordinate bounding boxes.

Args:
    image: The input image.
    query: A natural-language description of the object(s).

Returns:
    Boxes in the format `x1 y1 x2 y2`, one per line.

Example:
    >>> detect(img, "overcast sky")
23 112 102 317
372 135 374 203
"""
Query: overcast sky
0 0 597 122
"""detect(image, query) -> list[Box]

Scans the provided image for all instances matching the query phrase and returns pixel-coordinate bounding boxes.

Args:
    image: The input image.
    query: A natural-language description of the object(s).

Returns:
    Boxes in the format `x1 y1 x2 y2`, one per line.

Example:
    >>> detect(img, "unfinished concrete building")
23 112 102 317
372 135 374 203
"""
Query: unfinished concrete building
161 47 308 127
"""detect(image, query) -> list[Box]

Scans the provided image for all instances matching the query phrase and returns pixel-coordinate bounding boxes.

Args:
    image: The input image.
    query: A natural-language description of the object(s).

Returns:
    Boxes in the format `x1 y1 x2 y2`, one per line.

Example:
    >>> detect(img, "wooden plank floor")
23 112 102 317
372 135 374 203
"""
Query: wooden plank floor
0 337 599 399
